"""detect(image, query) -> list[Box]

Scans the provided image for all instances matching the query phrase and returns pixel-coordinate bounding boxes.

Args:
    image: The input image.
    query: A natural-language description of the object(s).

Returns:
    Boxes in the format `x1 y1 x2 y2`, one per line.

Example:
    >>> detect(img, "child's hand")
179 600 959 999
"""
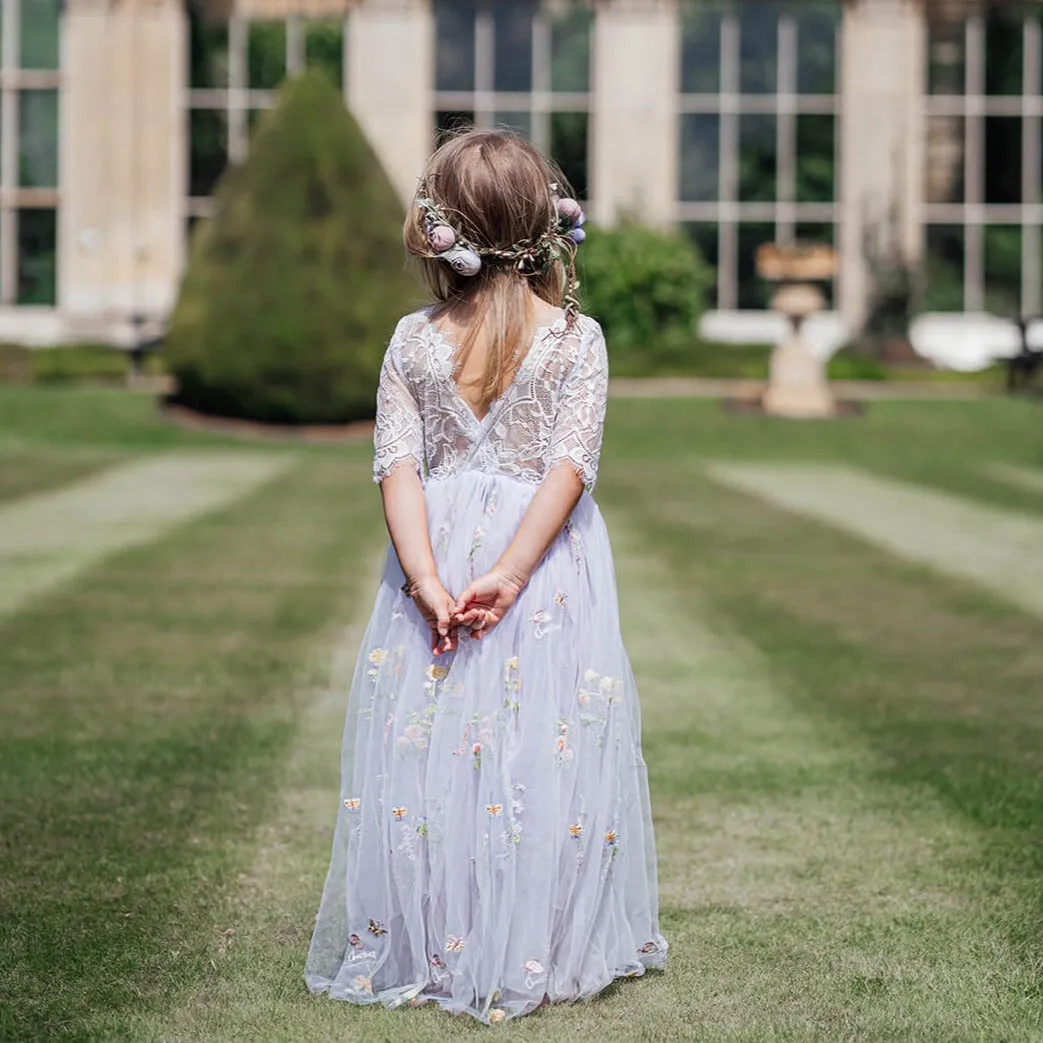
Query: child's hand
452 568 526 639
406 575 460 656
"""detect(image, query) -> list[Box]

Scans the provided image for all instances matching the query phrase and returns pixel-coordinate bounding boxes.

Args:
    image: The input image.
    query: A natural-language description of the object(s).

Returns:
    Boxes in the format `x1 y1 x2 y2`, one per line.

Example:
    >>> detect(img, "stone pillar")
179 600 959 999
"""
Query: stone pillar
347 0 433 207
60 0 187 322
839 0 926 333
591 0 679 227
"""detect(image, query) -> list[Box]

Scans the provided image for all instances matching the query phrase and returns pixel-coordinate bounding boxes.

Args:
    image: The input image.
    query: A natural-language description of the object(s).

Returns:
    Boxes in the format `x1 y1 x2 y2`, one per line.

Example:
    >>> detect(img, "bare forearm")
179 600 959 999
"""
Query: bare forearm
496 464 584 586
380 467 437 586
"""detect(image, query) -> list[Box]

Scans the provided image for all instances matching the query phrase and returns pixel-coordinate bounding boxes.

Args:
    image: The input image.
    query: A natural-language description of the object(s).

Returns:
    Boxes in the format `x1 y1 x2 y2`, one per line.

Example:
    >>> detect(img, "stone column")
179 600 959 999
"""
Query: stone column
347 0 433 207
60 0 187 323
591 0 679 227
839 0 927 333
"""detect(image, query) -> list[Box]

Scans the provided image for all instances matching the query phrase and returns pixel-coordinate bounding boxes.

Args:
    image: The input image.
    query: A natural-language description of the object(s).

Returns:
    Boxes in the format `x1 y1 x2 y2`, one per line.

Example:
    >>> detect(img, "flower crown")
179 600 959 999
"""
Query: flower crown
415 179 585 321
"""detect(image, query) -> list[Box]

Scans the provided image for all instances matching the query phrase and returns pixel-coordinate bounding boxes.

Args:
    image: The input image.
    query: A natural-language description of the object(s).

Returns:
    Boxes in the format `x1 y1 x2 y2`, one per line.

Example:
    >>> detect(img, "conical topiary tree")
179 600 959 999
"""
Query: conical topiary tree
166 71 420 424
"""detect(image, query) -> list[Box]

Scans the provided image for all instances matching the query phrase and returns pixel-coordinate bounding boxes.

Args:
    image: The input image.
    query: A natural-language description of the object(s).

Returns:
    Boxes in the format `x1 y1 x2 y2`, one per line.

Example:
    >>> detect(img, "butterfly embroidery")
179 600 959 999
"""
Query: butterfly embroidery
368 919 387 936
391 805 408 820
343 797 361 811
486 803 503 816
446 935 464 952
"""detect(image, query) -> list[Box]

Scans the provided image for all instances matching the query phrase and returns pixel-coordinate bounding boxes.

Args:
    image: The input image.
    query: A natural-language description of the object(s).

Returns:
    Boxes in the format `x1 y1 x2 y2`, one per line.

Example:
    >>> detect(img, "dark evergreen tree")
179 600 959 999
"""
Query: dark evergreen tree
166 70 420 424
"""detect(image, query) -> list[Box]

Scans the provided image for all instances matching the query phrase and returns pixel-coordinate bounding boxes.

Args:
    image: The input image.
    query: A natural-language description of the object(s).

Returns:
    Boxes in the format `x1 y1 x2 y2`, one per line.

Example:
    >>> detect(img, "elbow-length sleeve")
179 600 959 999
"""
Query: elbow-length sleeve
373 336 424 484
546 320 609 491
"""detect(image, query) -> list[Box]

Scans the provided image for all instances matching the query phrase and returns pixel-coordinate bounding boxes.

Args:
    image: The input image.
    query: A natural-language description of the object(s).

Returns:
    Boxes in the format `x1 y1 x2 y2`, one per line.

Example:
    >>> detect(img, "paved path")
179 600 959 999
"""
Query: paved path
610 377 988 400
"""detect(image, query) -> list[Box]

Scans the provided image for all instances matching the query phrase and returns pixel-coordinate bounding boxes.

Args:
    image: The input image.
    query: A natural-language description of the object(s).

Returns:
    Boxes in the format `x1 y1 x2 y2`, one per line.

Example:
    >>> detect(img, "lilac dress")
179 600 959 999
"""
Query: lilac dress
305 308 667 1024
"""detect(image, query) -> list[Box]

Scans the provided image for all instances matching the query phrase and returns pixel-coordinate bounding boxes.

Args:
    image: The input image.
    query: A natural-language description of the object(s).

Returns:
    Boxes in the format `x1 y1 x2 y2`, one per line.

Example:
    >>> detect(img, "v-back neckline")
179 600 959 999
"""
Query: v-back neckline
424 311 568 429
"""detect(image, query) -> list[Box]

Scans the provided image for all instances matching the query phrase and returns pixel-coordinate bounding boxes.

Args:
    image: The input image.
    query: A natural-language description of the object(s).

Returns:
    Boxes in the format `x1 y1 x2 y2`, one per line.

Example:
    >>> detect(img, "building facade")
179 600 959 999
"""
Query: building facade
0 0 1036 345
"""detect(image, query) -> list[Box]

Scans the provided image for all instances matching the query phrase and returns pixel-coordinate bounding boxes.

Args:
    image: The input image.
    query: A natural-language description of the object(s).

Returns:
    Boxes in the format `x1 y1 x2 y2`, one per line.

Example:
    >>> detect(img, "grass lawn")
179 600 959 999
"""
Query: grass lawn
1 385 1042 1041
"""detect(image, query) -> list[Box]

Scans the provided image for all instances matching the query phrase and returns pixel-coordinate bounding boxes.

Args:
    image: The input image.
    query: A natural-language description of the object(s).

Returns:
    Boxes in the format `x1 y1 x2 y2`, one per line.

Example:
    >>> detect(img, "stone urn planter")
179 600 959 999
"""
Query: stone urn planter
756 241 838 418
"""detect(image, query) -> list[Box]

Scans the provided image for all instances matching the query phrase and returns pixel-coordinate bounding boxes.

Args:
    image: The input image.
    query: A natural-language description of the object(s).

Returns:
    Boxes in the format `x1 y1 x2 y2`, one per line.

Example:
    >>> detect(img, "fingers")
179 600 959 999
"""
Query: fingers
453 586 476 615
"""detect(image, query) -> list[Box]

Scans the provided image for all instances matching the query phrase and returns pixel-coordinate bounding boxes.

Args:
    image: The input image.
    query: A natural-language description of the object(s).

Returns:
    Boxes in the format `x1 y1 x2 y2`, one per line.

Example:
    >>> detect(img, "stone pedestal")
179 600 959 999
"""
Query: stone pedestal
762 284 836 419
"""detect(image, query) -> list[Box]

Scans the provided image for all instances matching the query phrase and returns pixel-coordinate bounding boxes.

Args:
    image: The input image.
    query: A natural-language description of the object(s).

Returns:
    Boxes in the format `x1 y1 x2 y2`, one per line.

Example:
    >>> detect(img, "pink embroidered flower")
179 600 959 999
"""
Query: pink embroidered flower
343 797 361 811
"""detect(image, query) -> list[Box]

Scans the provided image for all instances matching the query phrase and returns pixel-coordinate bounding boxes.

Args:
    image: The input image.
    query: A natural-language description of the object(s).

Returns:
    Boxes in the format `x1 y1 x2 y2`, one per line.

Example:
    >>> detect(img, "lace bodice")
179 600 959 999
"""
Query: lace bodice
373 308 608 491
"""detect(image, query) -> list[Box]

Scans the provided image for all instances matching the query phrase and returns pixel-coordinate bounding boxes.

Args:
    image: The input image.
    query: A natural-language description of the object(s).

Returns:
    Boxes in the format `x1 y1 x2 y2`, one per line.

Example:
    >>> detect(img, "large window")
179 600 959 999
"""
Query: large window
432 0 593 201
924 7 1041 315
1 0 61 305
677 1 840 309
187 14 347 225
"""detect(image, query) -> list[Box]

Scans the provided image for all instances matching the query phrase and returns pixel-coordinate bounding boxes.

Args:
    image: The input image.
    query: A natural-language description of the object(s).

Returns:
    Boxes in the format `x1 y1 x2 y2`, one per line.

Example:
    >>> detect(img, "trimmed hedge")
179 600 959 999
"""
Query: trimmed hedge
165 71 419 425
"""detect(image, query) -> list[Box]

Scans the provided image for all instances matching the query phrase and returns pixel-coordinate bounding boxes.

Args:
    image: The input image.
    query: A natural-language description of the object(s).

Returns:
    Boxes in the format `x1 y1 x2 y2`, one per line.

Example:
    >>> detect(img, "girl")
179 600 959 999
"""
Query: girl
305 130 666 1024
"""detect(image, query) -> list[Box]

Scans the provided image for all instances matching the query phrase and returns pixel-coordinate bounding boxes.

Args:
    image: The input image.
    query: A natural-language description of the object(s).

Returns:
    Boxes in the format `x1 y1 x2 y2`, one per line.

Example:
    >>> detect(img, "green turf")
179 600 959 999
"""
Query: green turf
1 387 1042 1040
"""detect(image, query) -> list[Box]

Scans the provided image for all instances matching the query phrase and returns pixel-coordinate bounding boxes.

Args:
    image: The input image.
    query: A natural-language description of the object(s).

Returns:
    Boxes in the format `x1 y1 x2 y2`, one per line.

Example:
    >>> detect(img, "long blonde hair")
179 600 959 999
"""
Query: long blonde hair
403 130 577 414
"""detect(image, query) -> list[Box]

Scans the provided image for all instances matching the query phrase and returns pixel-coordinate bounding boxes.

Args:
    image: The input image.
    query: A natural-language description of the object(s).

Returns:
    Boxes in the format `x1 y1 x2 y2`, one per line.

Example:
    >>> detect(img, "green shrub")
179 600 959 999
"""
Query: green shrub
32 346 130 384
578 221 714 373
165 71 419 425
826 348 888 381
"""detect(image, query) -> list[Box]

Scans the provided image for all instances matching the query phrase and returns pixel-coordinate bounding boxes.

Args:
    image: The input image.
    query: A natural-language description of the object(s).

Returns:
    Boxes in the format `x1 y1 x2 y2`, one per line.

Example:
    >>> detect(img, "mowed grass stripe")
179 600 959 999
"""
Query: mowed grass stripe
0 440 126 504
0 459 386 1041
706 462 1043 620
598 461 1043 1038
986 462 1043 496
0 452 293 619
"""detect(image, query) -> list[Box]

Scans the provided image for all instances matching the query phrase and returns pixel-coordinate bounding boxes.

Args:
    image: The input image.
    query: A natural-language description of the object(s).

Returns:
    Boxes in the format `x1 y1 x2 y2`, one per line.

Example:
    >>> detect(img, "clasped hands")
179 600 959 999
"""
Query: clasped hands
406 567 526 656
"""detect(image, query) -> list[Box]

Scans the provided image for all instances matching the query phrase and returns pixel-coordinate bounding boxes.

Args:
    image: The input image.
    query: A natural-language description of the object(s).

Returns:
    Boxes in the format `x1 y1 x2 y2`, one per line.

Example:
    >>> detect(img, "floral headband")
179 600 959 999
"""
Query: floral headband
415 179 585 321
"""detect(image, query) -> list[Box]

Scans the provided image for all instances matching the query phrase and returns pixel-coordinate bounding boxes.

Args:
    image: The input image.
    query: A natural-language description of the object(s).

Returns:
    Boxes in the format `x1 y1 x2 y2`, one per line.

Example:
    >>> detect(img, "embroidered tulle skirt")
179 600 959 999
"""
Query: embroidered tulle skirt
305 470 667 1024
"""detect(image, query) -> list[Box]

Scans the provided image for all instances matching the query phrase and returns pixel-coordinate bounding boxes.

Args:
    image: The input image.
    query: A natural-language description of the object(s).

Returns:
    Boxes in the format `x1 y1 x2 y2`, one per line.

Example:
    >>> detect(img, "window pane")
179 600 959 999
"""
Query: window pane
796 4 838 94
248 108 271 145
550 8 592 93
19 91 59 188
550 112 588 200
306 22 344 88
925 116 965 204
435 0 476 92
796 114 835 203
17 209 57 306
986 11 1023 96
984 225 1021 316
248 22 286 90
795 223 835 306
20 0 60 70
923 225 964 311
435 110 474 147
190 110 228 197
928 21 965 95
739 3 778 95
679 114 720 202
680 5 723 94
739 114 776 202
684 222 719 308
190 20 229 89
495 110 532 140
985 117 1021 205
738 222 774 309
494 1 535 92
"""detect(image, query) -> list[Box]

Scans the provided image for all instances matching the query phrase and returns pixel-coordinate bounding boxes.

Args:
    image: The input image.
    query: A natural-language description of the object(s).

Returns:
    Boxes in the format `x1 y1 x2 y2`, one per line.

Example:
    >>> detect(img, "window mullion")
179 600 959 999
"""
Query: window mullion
532 9 550 151
228 18 248 165
1023 15 1040 315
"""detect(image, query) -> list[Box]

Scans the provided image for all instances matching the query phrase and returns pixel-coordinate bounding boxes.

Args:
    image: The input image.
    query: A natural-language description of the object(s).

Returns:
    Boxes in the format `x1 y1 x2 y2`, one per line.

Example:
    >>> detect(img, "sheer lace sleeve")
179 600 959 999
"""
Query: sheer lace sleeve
373 328 424 484
546 320 609 491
